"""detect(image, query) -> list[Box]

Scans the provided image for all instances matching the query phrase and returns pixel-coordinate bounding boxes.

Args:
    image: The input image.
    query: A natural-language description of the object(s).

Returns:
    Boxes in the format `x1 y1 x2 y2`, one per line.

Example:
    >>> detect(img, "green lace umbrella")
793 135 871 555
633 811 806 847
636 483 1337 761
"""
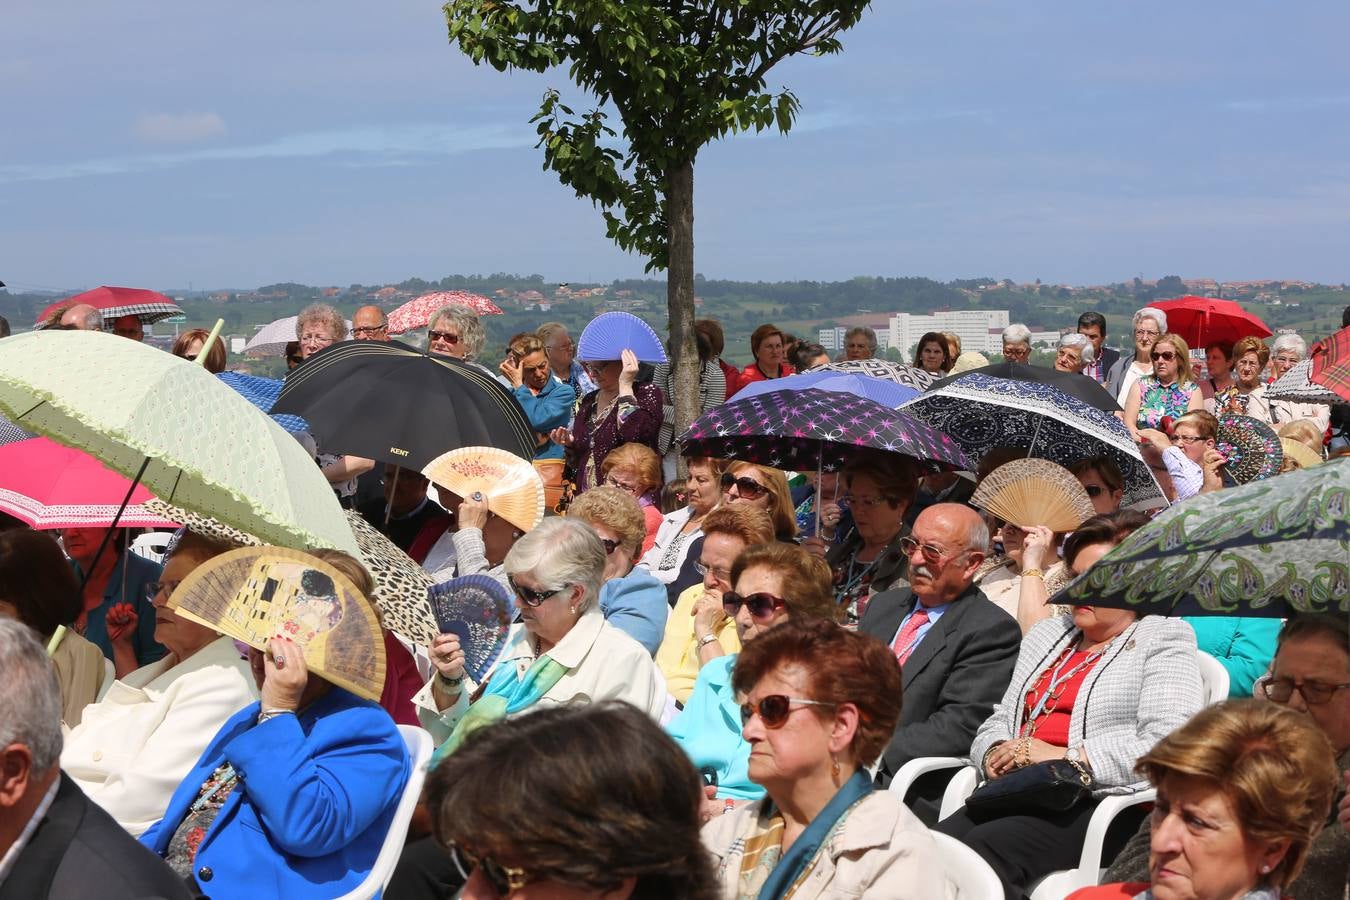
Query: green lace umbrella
0 330 356 553
1056 457 1348 617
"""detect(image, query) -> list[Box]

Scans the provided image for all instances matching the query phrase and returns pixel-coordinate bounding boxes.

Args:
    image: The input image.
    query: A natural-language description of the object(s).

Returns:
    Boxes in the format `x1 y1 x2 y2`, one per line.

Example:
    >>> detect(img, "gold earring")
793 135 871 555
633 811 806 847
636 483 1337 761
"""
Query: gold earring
831 756 841 783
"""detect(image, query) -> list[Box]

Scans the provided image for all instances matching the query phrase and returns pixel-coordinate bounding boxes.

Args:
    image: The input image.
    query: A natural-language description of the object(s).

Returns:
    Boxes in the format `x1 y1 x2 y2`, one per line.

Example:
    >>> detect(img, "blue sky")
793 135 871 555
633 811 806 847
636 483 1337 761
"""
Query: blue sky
4 1 1349 291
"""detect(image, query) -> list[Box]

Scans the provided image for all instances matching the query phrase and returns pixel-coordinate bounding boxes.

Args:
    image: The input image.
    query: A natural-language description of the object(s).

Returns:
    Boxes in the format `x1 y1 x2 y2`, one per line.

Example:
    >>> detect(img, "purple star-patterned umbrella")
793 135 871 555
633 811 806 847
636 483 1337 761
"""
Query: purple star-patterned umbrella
678 388 969 472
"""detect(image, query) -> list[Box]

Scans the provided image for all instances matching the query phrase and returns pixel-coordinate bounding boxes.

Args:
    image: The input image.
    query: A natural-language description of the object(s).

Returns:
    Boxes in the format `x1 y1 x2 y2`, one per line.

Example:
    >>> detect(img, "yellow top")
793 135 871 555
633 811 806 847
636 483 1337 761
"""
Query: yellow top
655 583 741 704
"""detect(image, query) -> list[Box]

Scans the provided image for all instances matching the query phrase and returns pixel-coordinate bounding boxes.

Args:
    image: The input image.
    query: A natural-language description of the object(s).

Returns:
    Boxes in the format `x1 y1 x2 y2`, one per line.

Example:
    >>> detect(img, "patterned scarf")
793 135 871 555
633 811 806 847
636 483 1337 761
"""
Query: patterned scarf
429 652 567 767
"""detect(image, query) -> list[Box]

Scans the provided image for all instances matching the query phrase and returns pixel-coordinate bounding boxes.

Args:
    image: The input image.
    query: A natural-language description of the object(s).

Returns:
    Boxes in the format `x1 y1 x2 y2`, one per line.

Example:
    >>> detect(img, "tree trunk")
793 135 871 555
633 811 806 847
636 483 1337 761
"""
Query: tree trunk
666 157 699 478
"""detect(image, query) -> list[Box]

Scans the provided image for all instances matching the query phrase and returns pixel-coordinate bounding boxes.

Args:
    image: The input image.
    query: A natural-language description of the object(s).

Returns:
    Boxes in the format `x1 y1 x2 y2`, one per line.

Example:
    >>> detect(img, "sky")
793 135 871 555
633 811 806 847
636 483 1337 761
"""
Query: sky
4 1 1349 291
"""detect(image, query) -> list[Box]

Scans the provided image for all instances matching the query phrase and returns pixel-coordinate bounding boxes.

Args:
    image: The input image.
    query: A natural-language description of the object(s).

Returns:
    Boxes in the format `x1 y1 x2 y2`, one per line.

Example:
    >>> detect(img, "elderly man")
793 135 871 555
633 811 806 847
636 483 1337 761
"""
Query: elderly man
358 464 452 560
1077 311 1119 383
844 326 877 361
50 303 102 332
351 305 390 341
0 620 191 898
1001 324 1032 363
110 315 144 342
860 502 1021 823
537 321 595 396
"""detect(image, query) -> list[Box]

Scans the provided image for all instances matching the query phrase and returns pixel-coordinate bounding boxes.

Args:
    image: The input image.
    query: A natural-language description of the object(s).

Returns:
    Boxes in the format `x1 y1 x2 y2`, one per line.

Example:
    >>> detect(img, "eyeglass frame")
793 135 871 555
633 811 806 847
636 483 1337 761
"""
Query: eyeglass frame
693 560 733 584
838 493 897 511
898 535 971 567
351 324 388 337
720 473 769 500
427 329 461 345
144 580 182 602
449 842 533 895
1261 677 1350 706
739 694 838 729
1150 350 1177 362
507 576 573 608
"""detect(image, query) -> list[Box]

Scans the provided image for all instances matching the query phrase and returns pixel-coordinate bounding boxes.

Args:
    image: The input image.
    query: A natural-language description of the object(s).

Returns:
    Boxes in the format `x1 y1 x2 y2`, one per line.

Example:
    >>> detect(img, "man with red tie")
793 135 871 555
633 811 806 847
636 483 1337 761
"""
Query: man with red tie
859 502 1020 824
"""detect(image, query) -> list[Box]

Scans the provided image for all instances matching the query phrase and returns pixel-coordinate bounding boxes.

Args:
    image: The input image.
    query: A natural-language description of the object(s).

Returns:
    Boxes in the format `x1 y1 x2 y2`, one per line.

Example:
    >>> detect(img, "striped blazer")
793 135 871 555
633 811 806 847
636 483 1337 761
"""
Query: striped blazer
969 615 1203 795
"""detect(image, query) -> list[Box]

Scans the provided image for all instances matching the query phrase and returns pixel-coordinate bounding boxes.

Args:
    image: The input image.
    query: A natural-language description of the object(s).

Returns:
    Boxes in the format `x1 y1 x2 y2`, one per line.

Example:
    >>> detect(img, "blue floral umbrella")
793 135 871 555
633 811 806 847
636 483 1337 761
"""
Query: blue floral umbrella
901 373 1166 509
217 372 308 434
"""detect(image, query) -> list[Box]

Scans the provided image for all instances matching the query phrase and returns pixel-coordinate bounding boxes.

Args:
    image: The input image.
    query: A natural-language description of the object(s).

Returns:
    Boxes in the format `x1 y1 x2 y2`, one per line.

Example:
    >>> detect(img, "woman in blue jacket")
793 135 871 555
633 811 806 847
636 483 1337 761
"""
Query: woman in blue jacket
140 631 410 898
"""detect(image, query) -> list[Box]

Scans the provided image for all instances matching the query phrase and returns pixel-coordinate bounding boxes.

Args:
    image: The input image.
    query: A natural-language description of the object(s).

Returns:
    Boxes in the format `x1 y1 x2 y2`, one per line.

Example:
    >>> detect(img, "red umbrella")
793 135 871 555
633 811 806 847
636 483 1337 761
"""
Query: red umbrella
0 438 176 529
1153 296 1272 348
35 286 184 328
1308 325 1350 402
386 290 503 335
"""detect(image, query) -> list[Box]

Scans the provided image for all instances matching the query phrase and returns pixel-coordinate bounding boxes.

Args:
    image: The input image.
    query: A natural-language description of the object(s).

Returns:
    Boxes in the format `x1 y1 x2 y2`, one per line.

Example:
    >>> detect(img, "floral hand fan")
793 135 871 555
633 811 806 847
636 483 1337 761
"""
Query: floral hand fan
429 574 513 683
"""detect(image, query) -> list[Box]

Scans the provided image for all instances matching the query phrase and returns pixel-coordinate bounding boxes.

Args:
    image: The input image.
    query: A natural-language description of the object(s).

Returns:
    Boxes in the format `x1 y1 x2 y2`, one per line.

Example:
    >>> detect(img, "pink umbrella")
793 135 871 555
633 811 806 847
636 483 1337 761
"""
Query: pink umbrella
387 291 503 335
0 438 177 529
35 286 183 328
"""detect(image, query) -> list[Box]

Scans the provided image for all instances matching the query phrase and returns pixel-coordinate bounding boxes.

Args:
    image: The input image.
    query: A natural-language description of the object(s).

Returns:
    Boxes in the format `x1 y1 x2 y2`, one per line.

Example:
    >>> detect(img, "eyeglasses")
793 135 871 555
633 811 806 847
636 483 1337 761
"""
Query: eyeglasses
694 561 733 583
1173 434 1206 445
720 473 768 500
838 494 894 511
428 330 461 345
605 476 642 495
449 843 532 895
599 538 621 555
507 576 571 608
1135 329 1161 338
352 325 387 337
1262 677 1350 705
299 333 334 344
739 694 837 729
898 536 963 566
144 580 182 601
722 591 788 621
546 341 575 353
1150 350 1176 362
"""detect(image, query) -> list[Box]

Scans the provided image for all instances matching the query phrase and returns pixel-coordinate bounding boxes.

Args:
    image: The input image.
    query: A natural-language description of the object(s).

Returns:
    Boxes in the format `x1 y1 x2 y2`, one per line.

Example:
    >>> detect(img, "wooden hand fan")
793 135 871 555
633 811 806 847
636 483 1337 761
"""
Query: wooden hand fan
971 458 1096 532
422 446 546 533
167 546 386 701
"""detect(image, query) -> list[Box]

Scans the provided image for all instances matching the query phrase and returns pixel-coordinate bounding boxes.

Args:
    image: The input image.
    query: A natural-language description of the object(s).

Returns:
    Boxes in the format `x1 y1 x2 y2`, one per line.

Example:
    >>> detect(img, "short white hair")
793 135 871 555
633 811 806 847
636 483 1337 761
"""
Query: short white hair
0 619 63 773
504 517 605 611
1002 324 1031 345
1058 332 1096 365
1271 333 1307 358
1133 307 1168 334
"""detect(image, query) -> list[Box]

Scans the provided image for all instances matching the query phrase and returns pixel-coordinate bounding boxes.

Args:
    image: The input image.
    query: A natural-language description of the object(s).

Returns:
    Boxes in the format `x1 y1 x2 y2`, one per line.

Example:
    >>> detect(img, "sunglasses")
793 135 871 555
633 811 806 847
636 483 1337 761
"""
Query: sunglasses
599 537 621 555
449 843 532 895
1150 350 1177 362
507 576 571 608
1082 484 1104 498
720 473 768 499
739 694 837 729
721 591 788 621
428 330 461 345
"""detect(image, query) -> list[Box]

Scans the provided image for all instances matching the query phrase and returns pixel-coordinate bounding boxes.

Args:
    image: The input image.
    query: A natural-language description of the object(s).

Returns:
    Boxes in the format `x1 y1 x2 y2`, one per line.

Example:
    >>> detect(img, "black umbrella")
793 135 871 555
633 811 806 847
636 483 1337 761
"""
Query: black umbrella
273 340 536 470
925 362 1121 412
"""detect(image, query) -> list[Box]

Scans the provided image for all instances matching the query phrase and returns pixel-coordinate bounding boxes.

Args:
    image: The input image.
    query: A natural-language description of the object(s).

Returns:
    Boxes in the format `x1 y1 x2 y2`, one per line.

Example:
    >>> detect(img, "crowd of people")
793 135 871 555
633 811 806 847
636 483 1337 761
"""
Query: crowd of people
0 297 1346 900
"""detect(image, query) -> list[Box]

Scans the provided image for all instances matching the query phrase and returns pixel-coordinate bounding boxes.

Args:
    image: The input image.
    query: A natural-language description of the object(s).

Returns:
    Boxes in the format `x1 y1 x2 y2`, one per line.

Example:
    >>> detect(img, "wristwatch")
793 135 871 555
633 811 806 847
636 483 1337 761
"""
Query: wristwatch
697 633 720 649
1065 746 1083 763
438 672 465 689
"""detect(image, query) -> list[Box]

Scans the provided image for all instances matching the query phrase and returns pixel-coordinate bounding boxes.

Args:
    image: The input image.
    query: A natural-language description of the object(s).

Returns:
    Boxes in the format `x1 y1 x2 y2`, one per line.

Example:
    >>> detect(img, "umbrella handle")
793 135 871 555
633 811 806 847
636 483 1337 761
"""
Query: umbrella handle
47 625 67 656
195 319 225 367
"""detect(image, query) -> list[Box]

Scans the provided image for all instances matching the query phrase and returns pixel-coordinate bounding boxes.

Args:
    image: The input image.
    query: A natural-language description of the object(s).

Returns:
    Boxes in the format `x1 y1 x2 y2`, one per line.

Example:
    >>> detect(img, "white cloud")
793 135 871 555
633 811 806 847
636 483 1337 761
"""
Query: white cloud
132 111 226 144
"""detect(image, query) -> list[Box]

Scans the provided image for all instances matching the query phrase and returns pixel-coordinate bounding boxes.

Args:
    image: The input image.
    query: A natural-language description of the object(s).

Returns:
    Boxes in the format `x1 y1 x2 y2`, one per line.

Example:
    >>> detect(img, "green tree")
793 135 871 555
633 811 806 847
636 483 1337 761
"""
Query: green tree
442 0 871 459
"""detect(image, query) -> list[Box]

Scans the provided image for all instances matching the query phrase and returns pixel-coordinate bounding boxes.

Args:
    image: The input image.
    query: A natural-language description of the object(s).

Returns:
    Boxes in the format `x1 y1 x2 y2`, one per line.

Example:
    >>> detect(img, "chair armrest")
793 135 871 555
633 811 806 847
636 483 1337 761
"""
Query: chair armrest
939 765 981 820
1077 788 1156 872
887 756 967 797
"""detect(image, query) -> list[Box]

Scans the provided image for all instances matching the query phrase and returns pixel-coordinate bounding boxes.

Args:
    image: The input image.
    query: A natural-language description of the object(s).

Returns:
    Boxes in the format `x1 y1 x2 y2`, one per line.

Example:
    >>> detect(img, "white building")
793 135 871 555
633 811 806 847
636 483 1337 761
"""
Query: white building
888 310 1010 356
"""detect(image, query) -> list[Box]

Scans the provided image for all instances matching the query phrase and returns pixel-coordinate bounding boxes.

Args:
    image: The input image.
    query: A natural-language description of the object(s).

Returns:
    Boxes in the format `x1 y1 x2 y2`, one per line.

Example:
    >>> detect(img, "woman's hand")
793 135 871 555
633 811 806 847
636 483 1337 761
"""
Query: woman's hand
1200 448 1226 493
429 633 467 683
260 636 308 712
696 785 744 825
983 737 1066 777
800 535 829 559
458 491 491 531
499 355 524 388
1020 525 1055 572
692 590 727 641
548 427 573 448
618 348 639 392
105 602 138 645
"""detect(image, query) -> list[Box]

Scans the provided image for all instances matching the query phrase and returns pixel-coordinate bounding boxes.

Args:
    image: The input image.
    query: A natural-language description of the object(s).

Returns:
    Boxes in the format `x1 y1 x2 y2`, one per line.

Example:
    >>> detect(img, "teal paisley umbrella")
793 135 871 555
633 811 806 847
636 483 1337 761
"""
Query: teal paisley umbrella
1055 457 1348 616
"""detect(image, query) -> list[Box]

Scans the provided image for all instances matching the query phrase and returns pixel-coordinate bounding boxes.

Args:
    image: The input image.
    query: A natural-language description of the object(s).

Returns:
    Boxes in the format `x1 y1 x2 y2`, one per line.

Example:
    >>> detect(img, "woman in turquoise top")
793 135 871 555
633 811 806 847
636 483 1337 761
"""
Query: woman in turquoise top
1124 332 1203 437
1184 616 1282 697
62 526 166 677
667 542 840 808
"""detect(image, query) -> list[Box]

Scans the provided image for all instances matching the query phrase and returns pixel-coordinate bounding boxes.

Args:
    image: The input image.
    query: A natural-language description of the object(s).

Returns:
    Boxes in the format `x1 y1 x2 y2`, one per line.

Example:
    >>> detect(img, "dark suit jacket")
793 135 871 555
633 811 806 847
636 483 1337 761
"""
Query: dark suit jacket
861 582 1021 782
0 774 194 900
1096 346 1121 383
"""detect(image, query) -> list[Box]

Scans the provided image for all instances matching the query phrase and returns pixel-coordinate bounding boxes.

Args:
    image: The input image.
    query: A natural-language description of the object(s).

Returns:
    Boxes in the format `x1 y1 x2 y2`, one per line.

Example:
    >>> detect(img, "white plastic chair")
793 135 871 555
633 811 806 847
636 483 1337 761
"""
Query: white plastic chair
129 531 175 564
932 832 1003 899
887 755 967 811
1196 651 1230 705
333 724 434 900
96 656 116 701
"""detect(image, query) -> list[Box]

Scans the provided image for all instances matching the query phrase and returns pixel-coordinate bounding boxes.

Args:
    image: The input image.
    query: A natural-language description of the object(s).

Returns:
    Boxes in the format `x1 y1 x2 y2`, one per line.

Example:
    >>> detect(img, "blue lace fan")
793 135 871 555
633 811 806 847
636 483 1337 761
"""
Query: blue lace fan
428 575 513 682
576 311 667 363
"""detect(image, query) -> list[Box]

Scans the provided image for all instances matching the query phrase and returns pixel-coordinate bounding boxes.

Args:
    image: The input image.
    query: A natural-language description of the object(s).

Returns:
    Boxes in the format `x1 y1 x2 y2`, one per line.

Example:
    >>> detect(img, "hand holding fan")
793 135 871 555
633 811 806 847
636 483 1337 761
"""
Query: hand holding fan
972 457 1096 533
429 574 513 683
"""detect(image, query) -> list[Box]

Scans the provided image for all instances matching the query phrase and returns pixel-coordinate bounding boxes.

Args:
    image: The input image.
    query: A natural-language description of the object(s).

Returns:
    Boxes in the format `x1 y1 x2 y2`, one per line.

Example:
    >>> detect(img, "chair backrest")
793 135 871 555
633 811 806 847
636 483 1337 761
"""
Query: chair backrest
129 531 175 564
1197 650 1230 705
932 832 1002 899
332 724 434 900
96 656 116 702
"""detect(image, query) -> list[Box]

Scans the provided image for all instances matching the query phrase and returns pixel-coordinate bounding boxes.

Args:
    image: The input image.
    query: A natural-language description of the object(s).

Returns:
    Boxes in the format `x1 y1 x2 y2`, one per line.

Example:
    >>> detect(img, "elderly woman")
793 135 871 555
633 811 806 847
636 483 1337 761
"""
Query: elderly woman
568 486 670 655
295 303 373 502
551 347 663 492
656 505 776 705
934 513 1204 897
1072 700 1339 900
655 328 728 476
821 451 918 625
1103 613 1350 899
1106 307 1169 406
845 326 877 361
914 331 952 374
139 550 410 898
1002 324 1033 364
61 532 259 836
701 618 951 897
1209 336 1274 423
61 526 165 676
1055 333 1097 375
0 530 108 726
668 544 841 804
638 454 725 596
171 328 226 373
1124 332 1203 437
721 461 798 542
426 303 486 362
499 332 575 461
424 703 717 899
600 442 664 553
732 323 795 397
418 471 537 589
414 517 666 755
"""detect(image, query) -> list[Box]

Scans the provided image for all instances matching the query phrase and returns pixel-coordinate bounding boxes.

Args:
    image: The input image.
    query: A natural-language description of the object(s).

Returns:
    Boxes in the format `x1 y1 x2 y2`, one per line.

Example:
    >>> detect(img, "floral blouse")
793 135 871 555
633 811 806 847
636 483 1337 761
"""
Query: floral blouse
1135 376 1196 430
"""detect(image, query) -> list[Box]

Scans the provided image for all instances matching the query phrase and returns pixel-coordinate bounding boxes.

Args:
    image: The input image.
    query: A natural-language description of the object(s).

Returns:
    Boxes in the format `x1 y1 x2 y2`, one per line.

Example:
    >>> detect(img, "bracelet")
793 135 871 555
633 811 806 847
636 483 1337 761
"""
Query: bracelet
722 798 737 815
257 708 296 724
1020 569 1044 580
697 634 720 649
437 672 465 689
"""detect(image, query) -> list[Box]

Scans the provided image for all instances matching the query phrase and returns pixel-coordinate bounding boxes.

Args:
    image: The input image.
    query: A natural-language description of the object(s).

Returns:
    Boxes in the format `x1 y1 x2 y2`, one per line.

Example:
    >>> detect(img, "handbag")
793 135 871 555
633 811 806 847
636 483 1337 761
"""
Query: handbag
962 758 1095 823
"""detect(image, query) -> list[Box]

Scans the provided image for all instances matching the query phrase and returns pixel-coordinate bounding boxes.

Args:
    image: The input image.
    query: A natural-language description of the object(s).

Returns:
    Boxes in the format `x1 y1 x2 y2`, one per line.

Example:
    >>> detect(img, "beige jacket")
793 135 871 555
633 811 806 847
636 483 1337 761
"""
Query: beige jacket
701 791 955 899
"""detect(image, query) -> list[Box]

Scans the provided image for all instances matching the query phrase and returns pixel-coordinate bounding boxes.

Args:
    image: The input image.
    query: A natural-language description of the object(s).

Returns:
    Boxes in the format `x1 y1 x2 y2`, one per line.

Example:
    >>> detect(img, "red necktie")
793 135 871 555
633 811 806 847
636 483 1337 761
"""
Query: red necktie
891 607 930 665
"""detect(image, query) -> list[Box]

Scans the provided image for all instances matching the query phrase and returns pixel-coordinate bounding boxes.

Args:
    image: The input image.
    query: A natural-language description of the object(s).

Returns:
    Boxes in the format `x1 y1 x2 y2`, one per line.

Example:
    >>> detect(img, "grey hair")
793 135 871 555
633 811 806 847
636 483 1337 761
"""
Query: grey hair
429 305 486 361
0 619 63 772
1133 307 1168 335
1271 333 1306 358
296 303 347 342
504 518 605 611
1002 323 1032 346
845 326 878 351
1058 332 1096 365
964 517 991 555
